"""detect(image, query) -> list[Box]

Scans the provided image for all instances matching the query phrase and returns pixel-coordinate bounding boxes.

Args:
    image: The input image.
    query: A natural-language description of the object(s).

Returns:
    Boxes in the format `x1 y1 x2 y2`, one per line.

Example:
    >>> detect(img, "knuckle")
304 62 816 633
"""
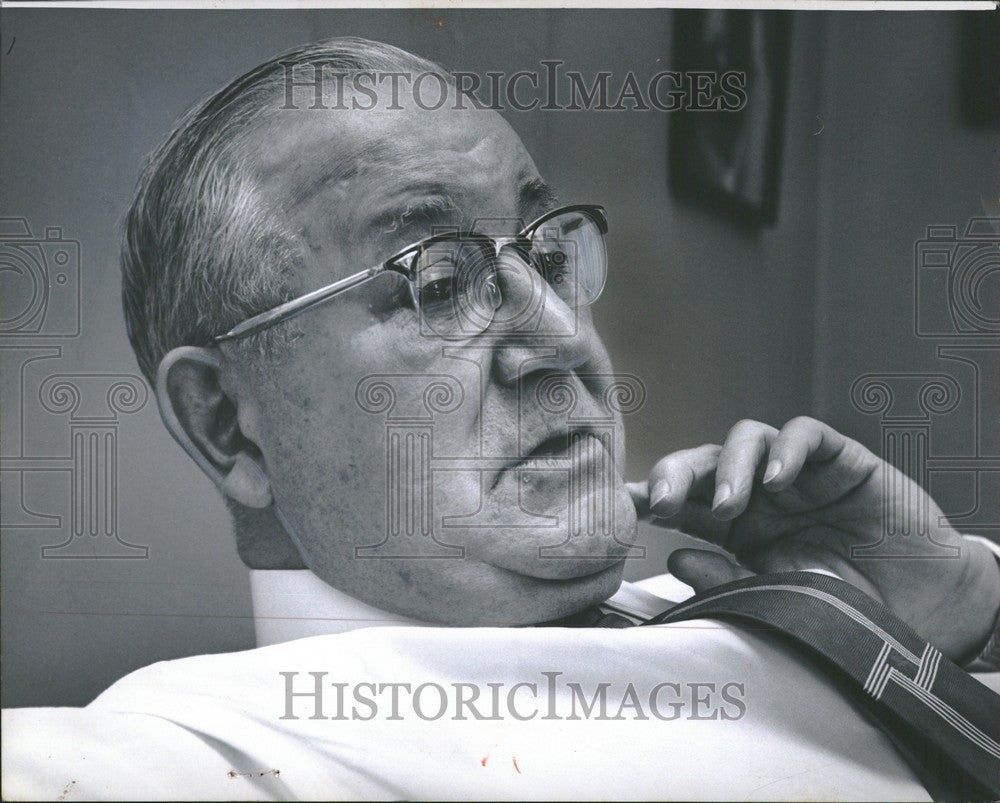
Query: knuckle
694 443 723 459
652 453 686 475
651 443 721 480
650 456 672 476
729 419 764 440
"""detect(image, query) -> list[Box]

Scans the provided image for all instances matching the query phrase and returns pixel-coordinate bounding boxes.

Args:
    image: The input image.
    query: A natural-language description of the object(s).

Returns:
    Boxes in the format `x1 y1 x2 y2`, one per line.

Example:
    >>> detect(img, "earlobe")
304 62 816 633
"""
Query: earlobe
220 452 273 509
155 346 273 508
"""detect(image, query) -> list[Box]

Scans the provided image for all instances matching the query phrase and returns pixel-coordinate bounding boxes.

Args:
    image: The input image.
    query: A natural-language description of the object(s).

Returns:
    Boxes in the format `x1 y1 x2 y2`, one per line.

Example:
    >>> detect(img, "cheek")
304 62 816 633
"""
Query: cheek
259 382 384 501
251 313 456 534
248 338 384 498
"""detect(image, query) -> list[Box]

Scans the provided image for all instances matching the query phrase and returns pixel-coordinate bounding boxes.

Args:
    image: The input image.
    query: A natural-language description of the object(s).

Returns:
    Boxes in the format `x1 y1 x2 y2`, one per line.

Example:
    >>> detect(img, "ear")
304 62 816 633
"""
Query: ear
155 346 273 508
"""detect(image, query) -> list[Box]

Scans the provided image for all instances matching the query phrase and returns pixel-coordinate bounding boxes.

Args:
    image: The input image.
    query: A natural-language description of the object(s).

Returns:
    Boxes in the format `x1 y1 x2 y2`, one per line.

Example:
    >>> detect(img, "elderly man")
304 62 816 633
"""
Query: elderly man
3 37 999 801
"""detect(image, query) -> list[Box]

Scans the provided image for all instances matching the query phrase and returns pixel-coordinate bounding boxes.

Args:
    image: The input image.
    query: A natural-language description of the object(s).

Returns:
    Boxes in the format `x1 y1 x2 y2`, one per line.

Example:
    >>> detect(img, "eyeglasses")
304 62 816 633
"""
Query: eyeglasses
213 204 608 343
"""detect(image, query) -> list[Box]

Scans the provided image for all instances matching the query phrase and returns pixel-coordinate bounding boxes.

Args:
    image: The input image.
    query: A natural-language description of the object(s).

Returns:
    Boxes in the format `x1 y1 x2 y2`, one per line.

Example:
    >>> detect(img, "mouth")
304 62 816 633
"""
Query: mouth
493 555 627 583
479 428 635 580
492 429 605 489
525 431 575 459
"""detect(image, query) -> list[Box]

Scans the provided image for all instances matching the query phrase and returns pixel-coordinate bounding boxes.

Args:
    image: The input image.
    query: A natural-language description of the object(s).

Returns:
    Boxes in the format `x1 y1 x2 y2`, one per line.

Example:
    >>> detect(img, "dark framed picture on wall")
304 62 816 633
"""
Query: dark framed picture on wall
669 11 793 226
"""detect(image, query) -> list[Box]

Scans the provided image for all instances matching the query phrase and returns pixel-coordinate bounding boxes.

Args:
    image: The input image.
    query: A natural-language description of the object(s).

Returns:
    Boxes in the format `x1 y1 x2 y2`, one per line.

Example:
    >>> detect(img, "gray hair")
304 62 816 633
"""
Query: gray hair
121 37 449 382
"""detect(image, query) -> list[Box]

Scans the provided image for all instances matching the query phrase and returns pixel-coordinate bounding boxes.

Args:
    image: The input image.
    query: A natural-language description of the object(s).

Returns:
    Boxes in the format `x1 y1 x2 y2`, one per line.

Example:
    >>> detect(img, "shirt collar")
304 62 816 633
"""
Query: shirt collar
250 569 682 646
250 569 422 646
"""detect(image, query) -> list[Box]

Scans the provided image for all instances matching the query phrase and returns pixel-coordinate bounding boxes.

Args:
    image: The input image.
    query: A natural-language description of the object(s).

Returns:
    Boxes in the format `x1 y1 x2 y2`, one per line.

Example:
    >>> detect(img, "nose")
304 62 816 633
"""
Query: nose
489 246 603 385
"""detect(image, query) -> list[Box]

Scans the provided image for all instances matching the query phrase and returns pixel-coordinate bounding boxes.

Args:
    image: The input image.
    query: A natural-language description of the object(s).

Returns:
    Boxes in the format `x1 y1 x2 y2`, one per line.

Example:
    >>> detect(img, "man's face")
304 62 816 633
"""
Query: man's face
227 81 637 624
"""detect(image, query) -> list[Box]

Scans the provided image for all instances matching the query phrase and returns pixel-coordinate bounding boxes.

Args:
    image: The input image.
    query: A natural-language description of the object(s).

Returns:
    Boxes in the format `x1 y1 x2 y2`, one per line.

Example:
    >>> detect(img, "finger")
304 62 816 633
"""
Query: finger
644 444 721 519
647 499 730 544
761 416 848 491
667 548 755 594
712 420 778 521
627 481 650 516
634 469 729 546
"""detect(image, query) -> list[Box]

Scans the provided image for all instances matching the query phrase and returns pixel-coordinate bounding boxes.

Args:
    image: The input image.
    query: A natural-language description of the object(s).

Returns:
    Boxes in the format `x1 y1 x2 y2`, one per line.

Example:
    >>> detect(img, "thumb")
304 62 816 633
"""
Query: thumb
667 548 755 594
626 481 650 519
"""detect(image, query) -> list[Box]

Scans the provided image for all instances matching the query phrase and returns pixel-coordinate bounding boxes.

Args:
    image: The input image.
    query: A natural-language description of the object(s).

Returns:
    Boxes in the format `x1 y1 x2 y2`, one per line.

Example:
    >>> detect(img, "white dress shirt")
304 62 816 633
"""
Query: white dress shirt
249 568 697 644
2 568 936 801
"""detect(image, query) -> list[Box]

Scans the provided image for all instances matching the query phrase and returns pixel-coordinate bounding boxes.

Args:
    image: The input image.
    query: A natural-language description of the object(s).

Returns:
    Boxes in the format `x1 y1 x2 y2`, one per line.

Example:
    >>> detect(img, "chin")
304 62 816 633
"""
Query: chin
447 558 629 627
508 559 628 626
458 465 638 579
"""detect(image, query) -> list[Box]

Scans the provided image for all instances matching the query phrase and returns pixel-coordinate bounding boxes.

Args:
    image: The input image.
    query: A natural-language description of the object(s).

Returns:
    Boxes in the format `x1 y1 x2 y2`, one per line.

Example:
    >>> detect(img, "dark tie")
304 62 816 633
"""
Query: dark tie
542 571 1000 799
541 606 636 628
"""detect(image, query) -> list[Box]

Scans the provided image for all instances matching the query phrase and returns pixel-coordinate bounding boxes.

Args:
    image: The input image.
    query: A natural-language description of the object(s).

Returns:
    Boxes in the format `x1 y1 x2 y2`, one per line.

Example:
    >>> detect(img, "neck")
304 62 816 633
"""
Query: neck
249 568 684 646
249 568 424 646
231 505 307 569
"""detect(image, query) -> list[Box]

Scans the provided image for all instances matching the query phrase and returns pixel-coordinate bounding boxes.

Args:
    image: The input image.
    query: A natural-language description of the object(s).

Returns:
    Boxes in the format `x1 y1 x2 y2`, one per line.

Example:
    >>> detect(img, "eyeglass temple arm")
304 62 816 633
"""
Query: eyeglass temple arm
213 266 382 343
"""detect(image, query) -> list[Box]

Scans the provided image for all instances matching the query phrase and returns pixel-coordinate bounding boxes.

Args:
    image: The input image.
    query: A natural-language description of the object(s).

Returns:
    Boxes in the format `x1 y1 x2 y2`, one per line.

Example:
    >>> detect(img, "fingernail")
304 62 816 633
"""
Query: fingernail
763 459 783 484
650 480 672 509
712 482 732 511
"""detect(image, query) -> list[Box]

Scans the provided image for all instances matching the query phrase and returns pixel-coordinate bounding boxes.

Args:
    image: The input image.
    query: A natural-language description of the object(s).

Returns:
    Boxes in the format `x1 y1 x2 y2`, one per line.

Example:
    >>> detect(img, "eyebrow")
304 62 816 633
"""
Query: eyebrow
367 176 560 245
518 177 560 222
369 191 459 238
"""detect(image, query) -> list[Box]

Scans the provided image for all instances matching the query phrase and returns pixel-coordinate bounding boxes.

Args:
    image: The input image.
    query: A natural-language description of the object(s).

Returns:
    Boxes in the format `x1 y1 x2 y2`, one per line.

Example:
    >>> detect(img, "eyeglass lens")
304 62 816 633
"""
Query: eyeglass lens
412 209 607 339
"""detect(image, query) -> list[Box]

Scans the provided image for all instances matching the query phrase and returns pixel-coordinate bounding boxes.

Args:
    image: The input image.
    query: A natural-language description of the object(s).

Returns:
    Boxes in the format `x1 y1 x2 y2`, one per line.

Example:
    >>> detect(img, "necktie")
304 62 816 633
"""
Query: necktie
544 571 1000 799
542 606 636 628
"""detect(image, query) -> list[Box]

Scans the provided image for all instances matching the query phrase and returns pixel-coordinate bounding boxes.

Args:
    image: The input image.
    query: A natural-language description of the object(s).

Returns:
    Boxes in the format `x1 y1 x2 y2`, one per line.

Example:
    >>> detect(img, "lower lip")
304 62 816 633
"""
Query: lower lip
509 432 609 473
497 555 626 583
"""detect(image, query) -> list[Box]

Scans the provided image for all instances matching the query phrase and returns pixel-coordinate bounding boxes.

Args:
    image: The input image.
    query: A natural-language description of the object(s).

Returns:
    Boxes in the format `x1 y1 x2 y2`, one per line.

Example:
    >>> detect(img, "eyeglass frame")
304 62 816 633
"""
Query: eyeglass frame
211 203 608 344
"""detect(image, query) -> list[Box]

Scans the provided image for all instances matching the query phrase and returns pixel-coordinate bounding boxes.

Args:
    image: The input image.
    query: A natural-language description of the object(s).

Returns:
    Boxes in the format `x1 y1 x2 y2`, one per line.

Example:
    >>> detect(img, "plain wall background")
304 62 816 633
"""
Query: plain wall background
812 12 1000 524
1 9 995 708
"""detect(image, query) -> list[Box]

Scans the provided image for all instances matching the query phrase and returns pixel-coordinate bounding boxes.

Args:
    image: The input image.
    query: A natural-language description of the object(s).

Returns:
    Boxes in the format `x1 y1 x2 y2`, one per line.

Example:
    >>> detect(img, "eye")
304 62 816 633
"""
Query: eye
419 278 456 306
366 272 414 317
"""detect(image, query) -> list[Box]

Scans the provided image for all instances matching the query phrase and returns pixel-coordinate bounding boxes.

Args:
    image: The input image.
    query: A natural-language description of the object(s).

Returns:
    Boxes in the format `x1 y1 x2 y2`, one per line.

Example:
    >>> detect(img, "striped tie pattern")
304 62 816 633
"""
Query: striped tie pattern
642 571 1000 799
540 570 1000 798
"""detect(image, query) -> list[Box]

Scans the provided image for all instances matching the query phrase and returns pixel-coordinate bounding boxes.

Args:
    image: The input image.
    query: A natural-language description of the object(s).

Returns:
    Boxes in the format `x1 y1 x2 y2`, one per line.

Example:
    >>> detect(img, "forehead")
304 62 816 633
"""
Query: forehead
249 85 541 242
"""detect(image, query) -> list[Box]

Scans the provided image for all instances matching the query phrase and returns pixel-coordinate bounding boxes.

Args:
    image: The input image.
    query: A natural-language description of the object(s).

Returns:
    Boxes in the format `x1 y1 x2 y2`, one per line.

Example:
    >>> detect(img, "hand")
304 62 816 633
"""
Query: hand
629 416 1000 660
